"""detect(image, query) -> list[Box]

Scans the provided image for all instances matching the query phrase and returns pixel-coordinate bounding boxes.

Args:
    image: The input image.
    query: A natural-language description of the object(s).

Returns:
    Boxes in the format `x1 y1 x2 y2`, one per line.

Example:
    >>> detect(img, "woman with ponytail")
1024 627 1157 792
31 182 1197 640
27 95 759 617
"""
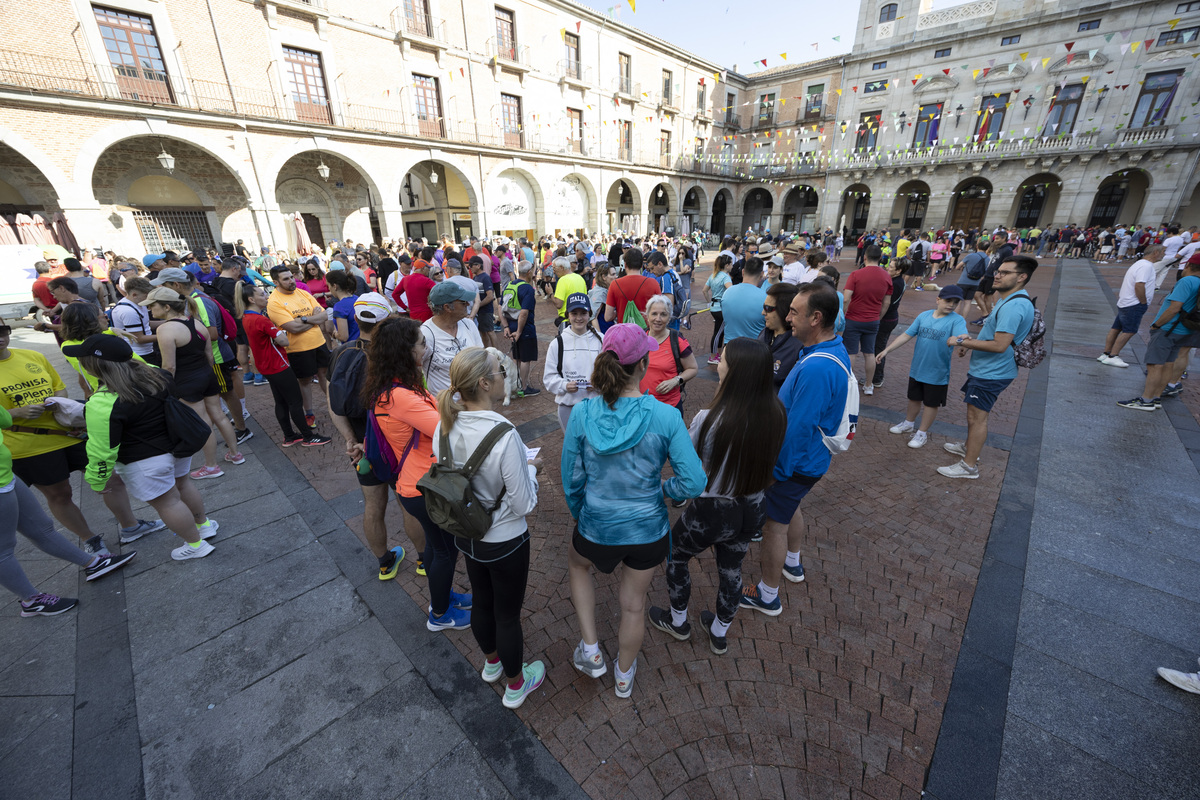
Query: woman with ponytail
433 347 543 708
560 324 706 699
141 286 243 479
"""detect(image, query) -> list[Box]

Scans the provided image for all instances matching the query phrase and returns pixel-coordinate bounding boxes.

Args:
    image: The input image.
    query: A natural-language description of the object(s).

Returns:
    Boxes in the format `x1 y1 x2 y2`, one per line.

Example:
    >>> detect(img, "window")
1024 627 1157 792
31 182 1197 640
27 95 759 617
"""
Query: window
618 53 632 94
913 102 943 147
1158 26 1200 46
856 112 879 151
697 80 706 114
494 7 517 60
975 93 1008 139
879 3 897 22
567 108 583 154
805 83 824 118
1132 70 1183 128
934 47 952 58
694 137 706 159
1078 19 1100 31
662 70 673 105
133 209 213 253
563 32 580 79
93 7 173 104
660 130 672 166
412 74 444 137
864 79 888 94
1001 35 1020 46
283 46 332 125
402 0 434 37
500 93 523 147
758 92 776 126
1177 1 1200 12
1045 83 1084 135
725 92 737 125
872 61 887 70
618 120 632 160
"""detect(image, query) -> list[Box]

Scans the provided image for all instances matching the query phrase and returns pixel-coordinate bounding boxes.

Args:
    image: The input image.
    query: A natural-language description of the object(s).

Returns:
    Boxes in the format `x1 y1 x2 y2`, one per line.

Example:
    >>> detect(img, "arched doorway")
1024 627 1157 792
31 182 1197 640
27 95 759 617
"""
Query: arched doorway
681 185 708 235
488 168 543 240
782 186 819 233
840 184 871 235
741 187 773 233
711 189 732 237
891 180 931 231
1010 173 1061 230
648 182 675 234
605 179 642 235
949 178 993 232
547 174 595 237
401 160 478 242
1089 170 1150 228
275 151 376 250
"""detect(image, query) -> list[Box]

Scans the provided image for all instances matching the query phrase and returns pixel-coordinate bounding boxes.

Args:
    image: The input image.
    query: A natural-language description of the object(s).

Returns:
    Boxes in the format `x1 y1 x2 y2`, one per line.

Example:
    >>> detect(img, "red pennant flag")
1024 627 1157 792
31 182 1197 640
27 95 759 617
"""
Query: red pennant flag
761 59 768 67
1066 53 1075 64
852 85 858 92
912 79 918 85
576 21 581 32
943 68 951 75
1065 42 1075 51
982 67 991 77
1145 39 1154 49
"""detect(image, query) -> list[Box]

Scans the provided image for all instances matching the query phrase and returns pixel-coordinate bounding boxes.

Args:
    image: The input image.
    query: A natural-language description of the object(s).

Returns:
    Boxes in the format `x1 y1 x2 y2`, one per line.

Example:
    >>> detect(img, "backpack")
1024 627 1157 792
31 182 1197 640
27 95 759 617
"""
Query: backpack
1166 281 1200 334
965 252 987 280
666 330 686 394
555 328 602 376
501 279 528 320
667 271 686 320
417 422 513 541
364 409 417 484
800 351 859 453
1003 295 1047 368
163 395 212 458
328 340 368 419
214 300 238 346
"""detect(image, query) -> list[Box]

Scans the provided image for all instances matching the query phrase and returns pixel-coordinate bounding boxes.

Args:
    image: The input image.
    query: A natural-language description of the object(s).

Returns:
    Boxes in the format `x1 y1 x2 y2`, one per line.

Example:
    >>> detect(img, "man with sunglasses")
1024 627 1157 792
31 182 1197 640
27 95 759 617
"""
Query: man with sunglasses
421 281 483 395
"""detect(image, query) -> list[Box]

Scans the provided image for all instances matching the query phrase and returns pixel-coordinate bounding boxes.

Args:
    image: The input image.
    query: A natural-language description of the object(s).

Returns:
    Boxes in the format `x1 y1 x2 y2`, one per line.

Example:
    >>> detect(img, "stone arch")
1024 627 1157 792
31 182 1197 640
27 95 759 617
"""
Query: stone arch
275 151 377 248
711 187 734 238
647 181 678 233
890 180 931 232
547 172 599 236
681 184 708 234
782 185 820 233
262 138 388 212
1007 172 1063 229
740 186 774 233
1089 169 1151 228
485 165 547 238
839 183 872 235
947 177 994 231
397 158 483 242
605 178 643 235
0 130 75 208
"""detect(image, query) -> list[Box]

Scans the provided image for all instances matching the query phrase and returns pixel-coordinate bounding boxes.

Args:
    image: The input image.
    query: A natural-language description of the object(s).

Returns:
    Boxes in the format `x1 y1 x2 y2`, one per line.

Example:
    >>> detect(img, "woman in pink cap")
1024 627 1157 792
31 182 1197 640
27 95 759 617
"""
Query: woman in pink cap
560 323 706 699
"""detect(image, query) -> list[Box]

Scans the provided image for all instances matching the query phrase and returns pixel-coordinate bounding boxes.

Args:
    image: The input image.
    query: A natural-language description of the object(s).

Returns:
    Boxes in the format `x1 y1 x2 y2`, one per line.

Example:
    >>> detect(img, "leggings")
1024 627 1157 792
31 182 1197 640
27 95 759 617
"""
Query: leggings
871 317 900 384
464 537 530 679
264 368 314 439
398 493 458 617
667 494 765 624
0 478 92 599
710 310 725 354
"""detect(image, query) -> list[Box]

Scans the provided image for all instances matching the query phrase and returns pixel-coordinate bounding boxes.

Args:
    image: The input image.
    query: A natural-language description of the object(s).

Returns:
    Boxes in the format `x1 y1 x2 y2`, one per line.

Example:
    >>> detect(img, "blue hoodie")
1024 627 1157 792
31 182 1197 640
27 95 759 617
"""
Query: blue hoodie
562 394 706 545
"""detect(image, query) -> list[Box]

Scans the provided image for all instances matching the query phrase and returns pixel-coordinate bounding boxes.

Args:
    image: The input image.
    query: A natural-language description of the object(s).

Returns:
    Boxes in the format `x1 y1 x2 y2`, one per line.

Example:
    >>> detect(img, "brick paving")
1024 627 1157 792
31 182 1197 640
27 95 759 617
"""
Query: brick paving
239 259 1057 799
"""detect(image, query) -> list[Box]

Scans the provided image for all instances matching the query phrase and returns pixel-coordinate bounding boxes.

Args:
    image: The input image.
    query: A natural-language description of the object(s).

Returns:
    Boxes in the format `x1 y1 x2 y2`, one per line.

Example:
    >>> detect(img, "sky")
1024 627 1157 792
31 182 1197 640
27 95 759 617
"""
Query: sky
571 0 864 72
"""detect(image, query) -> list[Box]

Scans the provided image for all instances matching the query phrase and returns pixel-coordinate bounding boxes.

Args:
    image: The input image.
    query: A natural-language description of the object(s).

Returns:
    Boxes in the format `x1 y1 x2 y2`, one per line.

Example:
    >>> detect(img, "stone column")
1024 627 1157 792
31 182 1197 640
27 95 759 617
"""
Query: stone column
376 207 406 241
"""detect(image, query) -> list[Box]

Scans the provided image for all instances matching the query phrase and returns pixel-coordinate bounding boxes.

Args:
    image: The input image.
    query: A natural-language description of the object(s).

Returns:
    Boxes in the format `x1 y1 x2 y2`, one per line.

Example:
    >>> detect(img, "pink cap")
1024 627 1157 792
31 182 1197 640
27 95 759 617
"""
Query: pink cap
601 323 659 365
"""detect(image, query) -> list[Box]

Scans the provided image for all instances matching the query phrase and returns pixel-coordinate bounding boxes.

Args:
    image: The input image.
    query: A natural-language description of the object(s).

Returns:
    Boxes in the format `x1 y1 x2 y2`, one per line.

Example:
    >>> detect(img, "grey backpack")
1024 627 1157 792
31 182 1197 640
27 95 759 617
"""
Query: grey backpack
417 423 513 540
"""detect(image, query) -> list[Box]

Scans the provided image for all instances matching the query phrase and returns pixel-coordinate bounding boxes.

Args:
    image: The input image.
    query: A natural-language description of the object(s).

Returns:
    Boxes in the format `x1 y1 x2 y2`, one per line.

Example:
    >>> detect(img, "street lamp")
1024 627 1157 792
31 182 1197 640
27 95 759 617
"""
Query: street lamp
156 145 175 173
429 170 439 185
1095 85 1110 111
898 110 907 129
316 160 331 181
954 104 964 128
1022 96 1034 120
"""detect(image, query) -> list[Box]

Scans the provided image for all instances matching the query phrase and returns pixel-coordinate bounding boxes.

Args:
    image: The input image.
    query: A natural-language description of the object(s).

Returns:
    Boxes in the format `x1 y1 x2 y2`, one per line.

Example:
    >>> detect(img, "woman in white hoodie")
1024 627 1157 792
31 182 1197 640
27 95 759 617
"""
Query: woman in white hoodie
434 347 544 709
542 292 603 431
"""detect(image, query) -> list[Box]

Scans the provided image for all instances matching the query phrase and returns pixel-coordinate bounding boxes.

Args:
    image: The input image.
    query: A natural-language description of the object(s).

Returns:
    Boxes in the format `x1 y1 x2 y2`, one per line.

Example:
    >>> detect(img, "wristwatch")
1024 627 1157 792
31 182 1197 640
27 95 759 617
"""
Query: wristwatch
300 315 308 324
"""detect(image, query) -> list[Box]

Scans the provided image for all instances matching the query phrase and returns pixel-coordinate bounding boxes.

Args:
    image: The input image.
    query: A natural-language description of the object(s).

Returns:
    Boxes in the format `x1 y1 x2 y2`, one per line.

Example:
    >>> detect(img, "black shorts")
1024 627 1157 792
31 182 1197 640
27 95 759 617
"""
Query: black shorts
290 345 331 379
907 259 927 277
12 440 88 487
907 377 949 408
978 274 996 295
176 368 220 403
572 528 668 574
216 361 239 394
958 285 978 303
477 310 495 331
511 336 538 363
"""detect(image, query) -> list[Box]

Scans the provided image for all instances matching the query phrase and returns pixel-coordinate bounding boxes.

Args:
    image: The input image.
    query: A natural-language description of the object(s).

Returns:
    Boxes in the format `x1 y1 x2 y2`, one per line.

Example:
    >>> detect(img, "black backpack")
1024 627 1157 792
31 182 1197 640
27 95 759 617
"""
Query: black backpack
965 252 987 280
328 340 368 419
164 395 212 458
667 330 685 393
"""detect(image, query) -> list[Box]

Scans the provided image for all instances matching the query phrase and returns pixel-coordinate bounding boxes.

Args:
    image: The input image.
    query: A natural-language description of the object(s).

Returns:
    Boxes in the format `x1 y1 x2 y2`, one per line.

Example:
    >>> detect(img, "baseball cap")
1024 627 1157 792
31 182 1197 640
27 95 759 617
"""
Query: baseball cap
139 286 184 306
769 254 785 267
150 267 191 286
61 333 133 363
1188 252 1200 267
353 292 391 322
142 254 164 267
565 292 591 313
938 285 965 300
428 280 475 307
601 323 658 365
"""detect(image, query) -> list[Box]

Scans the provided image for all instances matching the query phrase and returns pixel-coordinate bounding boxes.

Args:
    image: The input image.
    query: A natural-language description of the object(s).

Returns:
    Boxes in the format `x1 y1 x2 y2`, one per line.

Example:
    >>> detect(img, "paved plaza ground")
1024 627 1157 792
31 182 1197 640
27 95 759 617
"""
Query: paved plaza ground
3 257 1198 799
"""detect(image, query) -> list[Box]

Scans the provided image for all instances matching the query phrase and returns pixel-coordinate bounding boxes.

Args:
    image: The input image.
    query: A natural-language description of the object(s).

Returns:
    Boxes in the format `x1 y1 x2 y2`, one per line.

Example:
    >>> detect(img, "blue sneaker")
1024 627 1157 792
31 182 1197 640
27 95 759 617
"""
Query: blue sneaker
242 373 255 385
739 585 782 617
450 590 472 610
427 606 471 631
783 563 805 583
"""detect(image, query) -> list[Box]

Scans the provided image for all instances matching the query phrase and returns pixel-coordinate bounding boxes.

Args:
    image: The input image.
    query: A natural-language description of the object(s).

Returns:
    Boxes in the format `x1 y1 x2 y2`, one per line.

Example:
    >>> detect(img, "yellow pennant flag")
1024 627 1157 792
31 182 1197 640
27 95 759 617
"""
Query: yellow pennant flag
1131 41 1140 52
1041 57 1050 68
836 88 842 95
973 69 981 79
1081 75 1090 83
780 52 788 61
1169 17 1181 29
780 98 786 105
559 28 566 40
1019 52 1029 61
627 0 635 11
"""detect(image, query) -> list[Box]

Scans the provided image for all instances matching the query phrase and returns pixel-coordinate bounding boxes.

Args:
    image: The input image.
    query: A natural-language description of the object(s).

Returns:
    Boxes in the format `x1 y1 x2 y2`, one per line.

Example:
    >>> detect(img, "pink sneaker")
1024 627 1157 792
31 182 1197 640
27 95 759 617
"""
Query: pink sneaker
224 451 245 465
190 465 224 480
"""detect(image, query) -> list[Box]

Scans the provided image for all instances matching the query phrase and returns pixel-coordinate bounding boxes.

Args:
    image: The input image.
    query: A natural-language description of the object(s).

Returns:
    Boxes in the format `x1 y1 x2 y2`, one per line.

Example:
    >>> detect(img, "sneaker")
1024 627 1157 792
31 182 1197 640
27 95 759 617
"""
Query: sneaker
171 540 215 560
889 420 915 435
302 435 332 447
253 375 268 386
648 606 691 641
937 460 980 479
1097 354 1112 363
522 385 540 396
281 435 305 447
863 384 874 396
426 606 471 631
450 590 472 610
305 413 316 428
907 430 929 449
242 373 255 385
20 593 78 617
235 427 254 445
82 536 110 556
119 518 165 544
415 559 426 577
707 355 720 366
1162 383 1184 398
481 658 504 683
750 530 763 542
739 585 783 617
1104 355 1130 368
1157 667 1200 695
614 657 637 699
872 379 884 388
1117 397 1158 412
970 317 987 326
783 563 806 583
224 451 245 465
943 441 967 458
378 545 405 581
84 550 137 581
197 519 220 540
502 661 546 709
190 465 224 480
572 642 607 678
700 610 727 655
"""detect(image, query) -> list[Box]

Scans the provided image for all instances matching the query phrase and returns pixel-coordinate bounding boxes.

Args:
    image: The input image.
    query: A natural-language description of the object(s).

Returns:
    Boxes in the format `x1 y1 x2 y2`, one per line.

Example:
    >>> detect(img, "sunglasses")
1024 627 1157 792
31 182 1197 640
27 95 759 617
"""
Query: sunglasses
0 326 11 336
762 304 777 314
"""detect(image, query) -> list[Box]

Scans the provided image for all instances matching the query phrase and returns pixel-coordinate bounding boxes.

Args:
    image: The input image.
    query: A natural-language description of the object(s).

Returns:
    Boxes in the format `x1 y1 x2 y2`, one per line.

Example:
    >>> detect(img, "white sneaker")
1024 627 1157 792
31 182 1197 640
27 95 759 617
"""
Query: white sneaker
863 384 874 396
171 540 215 561
889 420 915 435
1157 667 1200 695
943 441 967 458
614 656 637 699
1097 354 1111 363
1105 356 1130 368
907 430 929 449
937 460 980 479
197 519 219 540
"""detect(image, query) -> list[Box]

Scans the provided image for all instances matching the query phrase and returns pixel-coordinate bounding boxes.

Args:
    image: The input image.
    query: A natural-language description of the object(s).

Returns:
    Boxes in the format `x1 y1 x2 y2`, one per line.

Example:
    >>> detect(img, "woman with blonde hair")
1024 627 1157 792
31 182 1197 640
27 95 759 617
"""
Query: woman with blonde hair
141 286 243 479
433 347 543 707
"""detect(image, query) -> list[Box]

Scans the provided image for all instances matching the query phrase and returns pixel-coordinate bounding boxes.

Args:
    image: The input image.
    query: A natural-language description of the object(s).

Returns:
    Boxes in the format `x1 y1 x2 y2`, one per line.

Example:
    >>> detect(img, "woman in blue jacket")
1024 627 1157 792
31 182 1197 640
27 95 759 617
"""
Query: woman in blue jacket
561 323 706 699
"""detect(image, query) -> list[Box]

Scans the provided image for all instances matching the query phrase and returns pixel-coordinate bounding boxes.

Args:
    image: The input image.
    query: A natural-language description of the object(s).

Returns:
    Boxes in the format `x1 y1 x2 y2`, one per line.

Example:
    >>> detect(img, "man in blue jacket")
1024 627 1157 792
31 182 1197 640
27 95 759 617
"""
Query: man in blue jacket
741 282 850 616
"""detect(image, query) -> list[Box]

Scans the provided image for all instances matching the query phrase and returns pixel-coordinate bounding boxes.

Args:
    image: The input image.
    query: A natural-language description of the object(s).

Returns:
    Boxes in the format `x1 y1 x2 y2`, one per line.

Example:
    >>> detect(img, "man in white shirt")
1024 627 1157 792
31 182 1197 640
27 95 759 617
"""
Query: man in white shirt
109 276 158 364
1099 244 1162 367
420 281 483 394
1159 226 1185 288
779 242 815 284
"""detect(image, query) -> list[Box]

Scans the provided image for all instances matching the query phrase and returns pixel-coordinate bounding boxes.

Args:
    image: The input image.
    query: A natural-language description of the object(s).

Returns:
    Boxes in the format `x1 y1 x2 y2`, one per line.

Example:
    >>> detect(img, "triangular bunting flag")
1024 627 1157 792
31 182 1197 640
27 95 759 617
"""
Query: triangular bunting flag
1020 52 1029 61
1065 42 1074 51
780 52 787 60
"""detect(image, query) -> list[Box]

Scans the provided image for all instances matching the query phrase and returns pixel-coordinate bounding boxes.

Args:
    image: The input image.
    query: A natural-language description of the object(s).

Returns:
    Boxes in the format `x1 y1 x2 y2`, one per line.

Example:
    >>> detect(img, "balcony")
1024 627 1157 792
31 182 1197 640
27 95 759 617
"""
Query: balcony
617 147 633 162
723 112 740 129
660 153 673 168
486 38 531 73
557 60 591 90
657 92 680 115
1121 125 1172 145
390 6 449 60
612 76 639 102
833 132 1111 171
753 111 776 129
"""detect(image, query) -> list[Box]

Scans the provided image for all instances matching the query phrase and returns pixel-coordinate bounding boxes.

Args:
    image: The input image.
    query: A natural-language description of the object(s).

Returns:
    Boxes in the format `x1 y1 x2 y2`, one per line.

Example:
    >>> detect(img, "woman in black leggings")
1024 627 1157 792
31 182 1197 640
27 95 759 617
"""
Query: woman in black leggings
235 284 330 447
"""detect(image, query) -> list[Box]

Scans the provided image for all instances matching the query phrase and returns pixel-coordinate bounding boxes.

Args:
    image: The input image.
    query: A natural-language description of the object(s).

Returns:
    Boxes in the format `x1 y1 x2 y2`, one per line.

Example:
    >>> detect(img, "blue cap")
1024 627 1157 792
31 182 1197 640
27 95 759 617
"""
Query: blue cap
565 292 591 313
142 254 164 267
938 285 964 300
